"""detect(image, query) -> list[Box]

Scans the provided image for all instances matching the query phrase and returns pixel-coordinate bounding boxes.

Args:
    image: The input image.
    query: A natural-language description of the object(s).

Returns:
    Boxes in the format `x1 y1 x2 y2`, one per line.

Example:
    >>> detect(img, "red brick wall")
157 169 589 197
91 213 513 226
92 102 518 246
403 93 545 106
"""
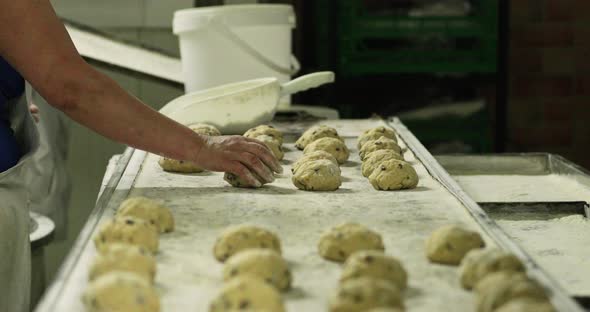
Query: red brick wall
508 0 590 168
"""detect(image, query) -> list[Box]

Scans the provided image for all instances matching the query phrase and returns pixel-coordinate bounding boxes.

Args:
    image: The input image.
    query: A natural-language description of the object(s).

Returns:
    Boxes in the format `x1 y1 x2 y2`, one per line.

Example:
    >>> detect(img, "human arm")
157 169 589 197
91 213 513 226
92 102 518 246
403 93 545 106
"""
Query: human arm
0 0 280 185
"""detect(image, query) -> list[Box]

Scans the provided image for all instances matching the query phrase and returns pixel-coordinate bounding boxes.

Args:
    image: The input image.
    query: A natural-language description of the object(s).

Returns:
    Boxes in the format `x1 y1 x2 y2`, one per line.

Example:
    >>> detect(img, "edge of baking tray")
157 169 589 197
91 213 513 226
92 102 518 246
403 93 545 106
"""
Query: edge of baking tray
435 153 552 175
550 154 590 188
435 152 590 177
437 152 590 209
389 117 584 311
34 147 142 312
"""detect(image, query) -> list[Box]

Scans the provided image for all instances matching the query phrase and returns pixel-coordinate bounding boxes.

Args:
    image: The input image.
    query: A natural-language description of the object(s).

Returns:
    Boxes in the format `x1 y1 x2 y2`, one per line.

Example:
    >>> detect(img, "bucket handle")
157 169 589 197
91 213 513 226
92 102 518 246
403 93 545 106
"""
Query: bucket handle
210 16 300 76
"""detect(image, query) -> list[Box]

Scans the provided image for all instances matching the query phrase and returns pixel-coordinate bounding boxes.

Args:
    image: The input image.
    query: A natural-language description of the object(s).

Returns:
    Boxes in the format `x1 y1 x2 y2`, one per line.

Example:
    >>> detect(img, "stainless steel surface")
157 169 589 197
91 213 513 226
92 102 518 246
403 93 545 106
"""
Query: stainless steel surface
436 153 590 298
437 153 590 177
36 121 584 312
480 201 589 217
436 153 552 175
435 153 590 205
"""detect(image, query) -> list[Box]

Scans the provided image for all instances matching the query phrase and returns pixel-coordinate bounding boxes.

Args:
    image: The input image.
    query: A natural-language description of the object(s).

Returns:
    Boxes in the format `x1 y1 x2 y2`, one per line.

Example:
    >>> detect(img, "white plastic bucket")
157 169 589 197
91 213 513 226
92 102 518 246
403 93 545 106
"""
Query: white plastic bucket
173 5 298 108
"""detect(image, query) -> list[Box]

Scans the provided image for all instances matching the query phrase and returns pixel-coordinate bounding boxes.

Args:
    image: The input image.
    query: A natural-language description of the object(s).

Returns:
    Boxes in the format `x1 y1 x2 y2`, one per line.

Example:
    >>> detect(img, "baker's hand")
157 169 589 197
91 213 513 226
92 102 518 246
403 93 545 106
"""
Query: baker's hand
195 135 283 187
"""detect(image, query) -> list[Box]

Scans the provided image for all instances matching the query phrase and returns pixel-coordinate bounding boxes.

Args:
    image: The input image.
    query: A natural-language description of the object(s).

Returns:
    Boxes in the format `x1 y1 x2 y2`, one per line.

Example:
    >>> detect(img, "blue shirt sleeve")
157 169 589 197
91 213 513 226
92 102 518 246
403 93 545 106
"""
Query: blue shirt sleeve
0 57 24 105
0 57 24 172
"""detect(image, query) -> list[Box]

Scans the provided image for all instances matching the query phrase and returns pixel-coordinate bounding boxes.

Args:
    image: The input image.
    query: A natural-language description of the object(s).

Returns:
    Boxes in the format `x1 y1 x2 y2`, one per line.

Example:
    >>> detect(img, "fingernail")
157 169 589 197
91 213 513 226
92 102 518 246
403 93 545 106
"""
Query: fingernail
276 165 284 173
254 180 262 187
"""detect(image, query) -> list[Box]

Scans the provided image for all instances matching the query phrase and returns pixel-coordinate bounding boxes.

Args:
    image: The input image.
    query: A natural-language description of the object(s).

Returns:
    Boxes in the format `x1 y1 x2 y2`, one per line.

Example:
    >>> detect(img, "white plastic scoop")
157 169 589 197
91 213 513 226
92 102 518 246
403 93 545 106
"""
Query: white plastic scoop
159 71 334 134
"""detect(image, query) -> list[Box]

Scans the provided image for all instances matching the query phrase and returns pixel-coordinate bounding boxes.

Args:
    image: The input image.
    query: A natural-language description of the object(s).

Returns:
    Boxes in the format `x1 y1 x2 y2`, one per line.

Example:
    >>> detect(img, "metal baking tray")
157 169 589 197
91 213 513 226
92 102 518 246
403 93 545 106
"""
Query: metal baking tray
35 120 584 311
436 153 590 301
436 153 590 177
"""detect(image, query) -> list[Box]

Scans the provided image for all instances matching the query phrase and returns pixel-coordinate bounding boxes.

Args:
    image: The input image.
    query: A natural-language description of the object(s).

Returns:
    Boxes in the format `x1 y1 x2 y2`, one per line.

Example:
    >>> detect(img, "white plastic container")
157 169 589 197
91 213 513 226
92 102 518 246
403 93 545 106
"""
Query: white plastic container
159 72 334 134
173 5 298 108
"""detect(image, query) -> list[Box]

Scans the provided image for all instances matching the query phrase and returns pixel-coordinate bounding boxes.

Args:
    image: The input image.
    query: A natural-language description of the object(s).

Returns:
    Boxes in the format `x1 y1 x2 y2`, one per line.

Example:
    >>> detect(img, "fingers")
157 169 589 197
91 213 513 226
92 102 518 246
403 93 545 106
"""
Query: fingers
242 136 268 147
198 135 282 187
228 162 261 188
239 152 274 183
243 140 283 174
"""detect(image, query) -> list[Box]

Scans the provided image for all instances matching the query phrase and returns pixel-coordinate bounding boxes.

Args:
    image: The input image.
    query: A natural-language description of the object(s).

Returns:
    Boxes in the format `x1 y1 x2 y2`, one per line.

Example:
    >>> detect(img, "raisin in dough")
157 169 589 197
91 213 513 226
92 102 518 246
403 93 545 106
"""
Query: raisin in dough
82 272 160 312
495 298 555 312
303 137 349 164
357 126 398 149
244 125 283 145
318 223 385 262
89 243 156 283
292 159 342 191
340 250 407 290
255 135 284 161
223 249 291 291
295 125 341 150
224 172 266 189
116 197 174 233
213 225 282 262
359 137 402 161
460 248 525 289
158 123 220 173
329 277 403 312
94 216 159 253
425 225 485 265
291 150 338 174
475 272 549 312
369 159 419 191
209 276 285 312
361 150 404 177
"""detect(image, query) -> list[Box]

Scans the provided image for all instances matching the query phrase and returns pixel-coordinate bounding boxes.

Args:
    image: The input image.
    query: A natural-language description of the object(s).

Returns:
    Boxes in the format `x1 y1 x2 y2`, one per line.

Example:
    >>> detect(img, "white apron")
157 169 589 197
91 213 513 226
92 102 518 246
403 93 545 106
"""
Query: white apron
26 86 71 239
0 89 40 312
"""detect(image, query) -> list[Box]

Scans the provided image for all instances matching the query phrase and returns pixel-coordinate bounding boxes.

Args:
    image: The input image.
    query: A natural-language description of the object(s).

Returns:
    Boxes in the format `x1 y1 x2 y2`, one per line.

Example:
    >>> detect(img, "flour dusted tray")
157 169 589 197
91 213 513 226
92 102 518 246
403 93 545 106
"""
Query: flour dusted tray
436 153 590 300
36 118 583 311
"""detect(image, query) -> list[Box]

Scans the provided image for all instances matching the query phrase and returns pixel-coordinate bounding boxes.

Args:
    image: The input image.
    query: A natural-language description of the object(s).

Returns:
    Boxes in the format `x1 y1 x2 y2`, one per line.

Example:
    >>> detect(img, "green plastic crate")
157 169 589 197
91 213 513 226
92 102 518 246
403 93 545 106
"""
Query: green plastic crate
315 0 498 76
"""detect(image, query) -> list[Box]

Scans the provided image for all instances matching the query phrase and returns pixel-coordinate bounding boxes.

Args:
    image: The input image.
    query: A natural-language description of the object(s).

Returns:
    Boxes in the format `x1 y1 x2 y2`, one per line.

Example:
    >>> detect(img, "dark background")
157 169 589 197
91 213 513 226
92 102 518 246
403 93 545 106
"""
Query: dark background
258 0 590 169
